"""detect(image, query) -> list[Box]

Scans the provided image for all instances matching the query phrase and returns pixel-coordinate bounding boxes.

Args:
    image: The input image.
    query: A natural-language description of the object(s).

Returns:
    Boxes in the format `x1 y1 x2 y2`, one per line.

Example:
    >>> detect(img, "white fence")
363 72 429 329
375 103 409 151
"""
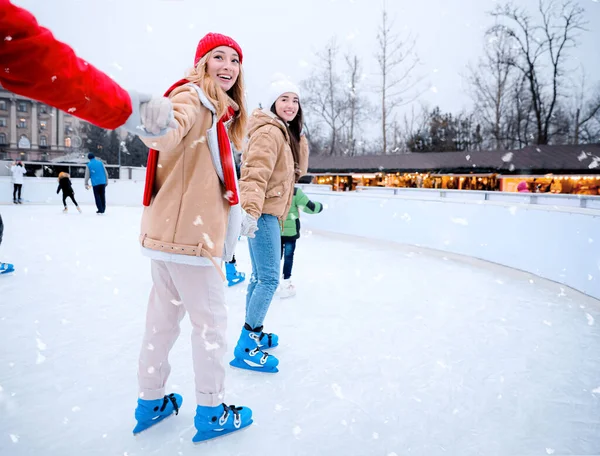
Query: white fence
355 186 600 210
2 177 598 300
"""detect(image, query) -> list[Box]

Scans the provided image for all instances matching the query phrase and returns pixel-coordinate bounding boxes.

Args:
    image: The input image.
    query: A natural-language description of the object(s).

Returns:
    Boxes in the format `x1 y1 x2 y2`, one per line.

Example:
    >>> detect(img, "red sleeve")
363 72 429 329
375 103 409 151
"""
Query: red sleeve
0 0 132 130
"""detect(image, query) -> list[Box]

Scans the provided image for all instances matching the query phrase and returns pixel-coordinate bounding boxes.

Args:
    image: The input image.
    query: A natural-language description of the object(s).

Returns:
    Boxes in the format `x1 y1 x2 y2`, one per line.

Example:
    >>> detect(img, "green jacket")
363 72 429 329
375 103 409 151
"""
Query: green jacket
281 187 323 240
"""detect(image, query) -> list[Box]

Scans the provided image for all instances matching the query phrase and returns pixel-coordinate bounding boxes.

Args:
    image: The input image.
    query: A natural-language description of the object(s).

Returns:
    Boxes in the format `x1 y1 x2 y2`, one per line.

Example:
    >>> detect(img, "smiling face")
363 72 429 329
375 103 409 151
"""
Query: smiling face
206 46 241 92
274 92 300 122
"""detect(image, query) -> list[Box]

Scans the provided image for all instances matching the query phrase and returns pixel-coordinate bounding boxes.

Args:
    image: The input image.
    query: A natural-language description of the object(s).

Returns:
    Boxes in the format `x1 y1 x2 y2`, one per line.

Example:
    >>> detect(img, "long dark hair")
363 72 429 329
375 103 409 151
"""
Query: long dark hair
270 102 304 180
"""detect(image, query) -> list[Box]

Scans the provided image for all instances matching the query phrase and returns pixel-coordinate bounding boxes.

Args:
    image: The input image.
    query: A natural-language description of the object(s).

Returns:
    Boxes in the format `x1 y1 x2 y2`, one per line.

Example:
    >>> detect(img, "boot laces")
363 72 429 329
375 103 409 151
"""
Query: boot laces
160 393 179 415
259 331 274 347
219 404 243 428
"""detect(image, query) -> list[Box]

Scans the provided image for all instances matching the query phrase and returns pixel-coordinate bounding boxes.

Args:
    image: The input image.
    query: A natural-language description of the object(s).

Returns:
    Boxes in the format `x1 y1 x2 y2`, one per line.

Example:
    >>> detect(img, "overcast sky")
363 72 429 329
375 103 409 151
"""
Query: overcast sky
13 0 600 125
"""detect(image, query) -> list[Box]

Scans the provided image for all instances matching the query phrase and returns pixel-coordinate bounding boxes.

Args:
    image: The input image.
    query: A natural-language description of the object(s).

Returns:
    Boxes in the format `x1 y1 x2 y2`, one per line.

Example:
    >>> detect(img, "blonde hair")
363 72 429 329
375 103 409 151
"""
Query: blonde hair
185 51 247 151
58 172 70 180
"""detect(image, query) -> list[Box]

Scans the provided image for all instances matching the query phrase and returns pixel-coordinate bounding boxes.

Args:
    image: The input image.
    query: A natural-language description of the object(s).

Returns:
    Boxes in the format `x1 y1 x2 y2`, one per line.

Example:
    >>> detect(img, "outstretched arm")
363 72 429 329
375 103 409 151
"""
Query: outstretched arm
0 0 173 136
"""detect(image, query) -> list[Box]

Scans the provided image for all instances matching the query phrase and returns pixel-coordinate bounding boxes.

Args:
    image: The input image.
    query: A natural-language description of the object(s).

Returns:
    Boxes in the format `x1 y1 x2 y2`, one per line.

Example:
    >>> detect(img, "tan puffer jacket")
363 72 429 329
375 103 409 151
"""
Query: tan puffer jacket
139 84 241 272
240 108 308 221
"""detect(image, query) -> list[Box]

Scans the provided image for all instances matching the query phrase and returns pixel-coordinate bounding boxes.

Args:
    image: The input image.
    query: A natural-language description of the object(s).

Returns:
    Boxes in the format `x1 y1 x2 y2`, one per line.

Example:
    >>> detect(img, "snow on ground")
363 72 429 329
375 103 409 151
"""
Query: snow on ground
1 204 599 456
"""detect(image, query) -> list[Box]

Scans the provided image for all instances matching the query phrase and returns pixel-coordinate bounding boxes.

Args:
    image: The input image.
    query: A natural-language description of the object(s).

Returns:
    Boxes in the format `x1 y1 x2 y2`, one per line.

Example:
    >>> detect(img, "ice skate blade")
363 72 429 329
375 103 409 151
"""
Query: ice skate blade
227 277 245 287
132 412 176 435
192 420 253 443
229 358 279 373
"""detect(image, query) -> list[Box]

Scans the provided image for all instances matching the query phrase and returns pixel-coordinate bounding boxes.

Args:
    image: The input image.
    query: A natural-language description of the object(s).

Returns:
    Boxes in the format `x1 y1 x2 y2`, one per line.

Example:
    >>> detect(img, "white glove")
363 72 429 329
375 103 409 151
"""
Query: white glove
140 97 176 135
123 91 176 137
240 211 258 238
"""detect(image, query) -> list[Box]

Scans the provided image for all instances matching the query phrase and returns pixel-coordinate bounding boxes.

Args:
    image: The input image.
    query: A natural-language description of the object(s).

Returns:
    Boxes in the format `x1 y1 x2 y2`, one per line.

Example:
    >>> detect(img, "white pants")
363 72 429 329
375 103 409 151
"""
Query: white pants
138 260 227 406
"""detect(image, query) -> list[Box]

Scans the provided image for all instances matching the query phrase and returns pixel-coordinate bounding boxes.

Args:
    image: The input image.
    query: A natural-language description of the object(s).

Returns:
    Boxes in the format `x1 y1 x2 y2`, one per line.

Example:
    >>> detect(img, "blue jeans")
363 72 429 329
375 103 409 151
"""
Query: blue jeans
245 214 281 329
281 238 297 280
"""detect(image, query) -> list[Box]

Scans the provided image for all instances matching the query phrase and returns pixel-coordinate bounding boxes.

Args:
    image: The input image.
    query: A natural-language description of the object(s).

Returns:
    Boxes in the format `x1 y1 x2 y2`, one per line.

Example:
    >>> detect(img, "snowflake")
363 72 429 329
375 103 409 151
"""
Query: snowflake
71 406 81 412
191 137 206 148
36 352 46 364
204 341 220 351
331 383 344 399
9 434 19 443
146 25 153 32
51 75 57 82
203 233 214 249
147 343 155 351
4 36 12 41
4 68 9 73
586 314 595 326
451 218 468 226
147 366 155 374
170 299 183 306
577 151 588 161
292 425 302 437
193 215 204 226
36 338 47 351
466 155 471 161
67 107 76 113
502 152 513 162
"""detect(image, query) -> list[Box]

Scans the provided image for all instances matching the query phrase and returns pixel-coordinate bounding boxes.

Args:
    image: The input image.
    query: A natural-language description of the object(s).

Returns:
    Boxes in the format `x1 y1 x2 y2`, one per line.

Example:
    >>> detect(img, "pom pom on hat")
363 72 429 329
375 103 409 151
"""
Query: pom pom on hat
264 73 301 110
194 33 243 66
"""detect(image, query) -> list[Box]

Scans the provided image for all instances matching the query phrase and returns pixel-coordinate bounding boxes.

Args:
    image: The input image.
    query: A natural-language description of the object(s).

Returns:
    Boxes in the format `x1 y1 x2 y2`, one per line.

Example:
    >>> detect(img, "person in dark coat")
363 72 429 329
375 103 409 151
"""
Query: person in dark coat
57 172 81 213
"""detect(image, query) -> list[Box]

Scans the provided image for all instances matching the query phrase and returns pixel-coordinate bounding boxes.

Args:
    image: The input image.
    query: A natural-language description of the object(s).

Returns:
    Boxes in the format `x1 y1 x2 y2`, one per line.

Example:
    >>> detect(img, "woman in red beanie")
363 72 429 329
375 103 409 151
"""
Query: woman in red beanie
132 33 253 443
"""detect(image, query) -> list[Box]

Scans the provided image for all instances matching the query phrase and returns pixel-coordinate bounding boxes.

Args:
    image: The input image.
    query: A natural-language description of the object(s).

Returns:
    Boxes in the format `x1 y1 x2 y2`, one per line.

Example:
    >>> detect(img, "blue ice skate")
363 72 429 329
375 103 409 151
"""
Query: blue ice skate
229 324 279 373
192 403 253 443
132 393 182 434
225 262 245 287
0 262 14 275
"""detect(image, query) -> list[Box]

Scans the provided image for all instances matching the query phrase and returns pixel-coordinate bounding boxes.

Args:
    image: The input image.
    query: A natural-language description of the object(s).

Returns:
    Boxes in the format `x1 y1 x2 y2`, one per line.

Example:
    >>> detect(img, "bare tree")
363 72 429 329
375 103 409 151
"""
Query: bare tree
302 39 347 156
570 73 600 144
375 8 422 154
466 29 515 150
490 0 586 145
342 54 371 156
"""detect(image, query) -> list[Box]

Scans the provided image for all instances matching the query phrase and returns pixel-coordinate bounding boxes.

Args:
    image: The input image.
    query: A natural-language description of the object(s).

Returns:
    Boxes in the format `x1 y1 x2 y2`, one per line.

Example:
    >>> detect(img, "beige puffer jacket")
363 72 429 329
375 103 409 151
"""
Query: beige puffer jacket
240 108 308 221
139 84 242 273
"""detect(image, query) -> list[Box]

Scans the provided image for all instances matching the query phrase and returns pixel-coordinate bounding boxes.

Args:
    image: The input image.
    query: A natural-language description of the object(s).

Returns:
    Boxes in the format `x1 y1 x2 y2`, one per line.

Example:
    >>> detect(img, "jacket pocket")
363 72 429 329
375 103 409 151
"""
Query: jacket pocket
266 182 286 198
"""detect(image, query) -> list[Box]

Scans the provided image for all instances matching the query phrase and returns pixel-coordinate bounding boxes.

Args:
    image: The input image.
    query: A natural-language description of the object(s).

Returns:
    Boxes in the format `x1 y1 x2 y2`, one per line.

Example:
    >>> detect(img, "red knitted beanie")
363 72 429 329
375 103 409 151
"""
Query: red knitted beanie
194 33 244 66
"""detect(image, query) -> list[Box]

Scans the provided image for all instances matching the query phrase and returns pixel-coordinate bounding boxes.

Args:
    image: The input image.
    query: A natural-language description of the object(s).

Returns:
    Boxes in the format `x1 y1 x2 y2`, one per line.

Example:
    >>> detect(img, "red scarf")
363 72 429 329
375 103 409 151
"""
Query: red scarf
143 79 239 206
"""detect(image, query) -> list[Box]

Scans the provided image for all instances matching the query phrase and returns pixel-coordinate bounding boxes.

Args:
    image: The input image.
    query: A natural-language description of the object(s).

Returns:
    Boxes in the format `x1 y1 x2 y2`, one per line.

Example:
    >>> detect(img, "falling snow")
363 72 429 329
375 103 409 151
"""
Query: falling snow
9 434 19 443
331 383 344 399
202 233 214 249
586 314 594 326
502 152 514 162
451 218 469 226
36 338 47 351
